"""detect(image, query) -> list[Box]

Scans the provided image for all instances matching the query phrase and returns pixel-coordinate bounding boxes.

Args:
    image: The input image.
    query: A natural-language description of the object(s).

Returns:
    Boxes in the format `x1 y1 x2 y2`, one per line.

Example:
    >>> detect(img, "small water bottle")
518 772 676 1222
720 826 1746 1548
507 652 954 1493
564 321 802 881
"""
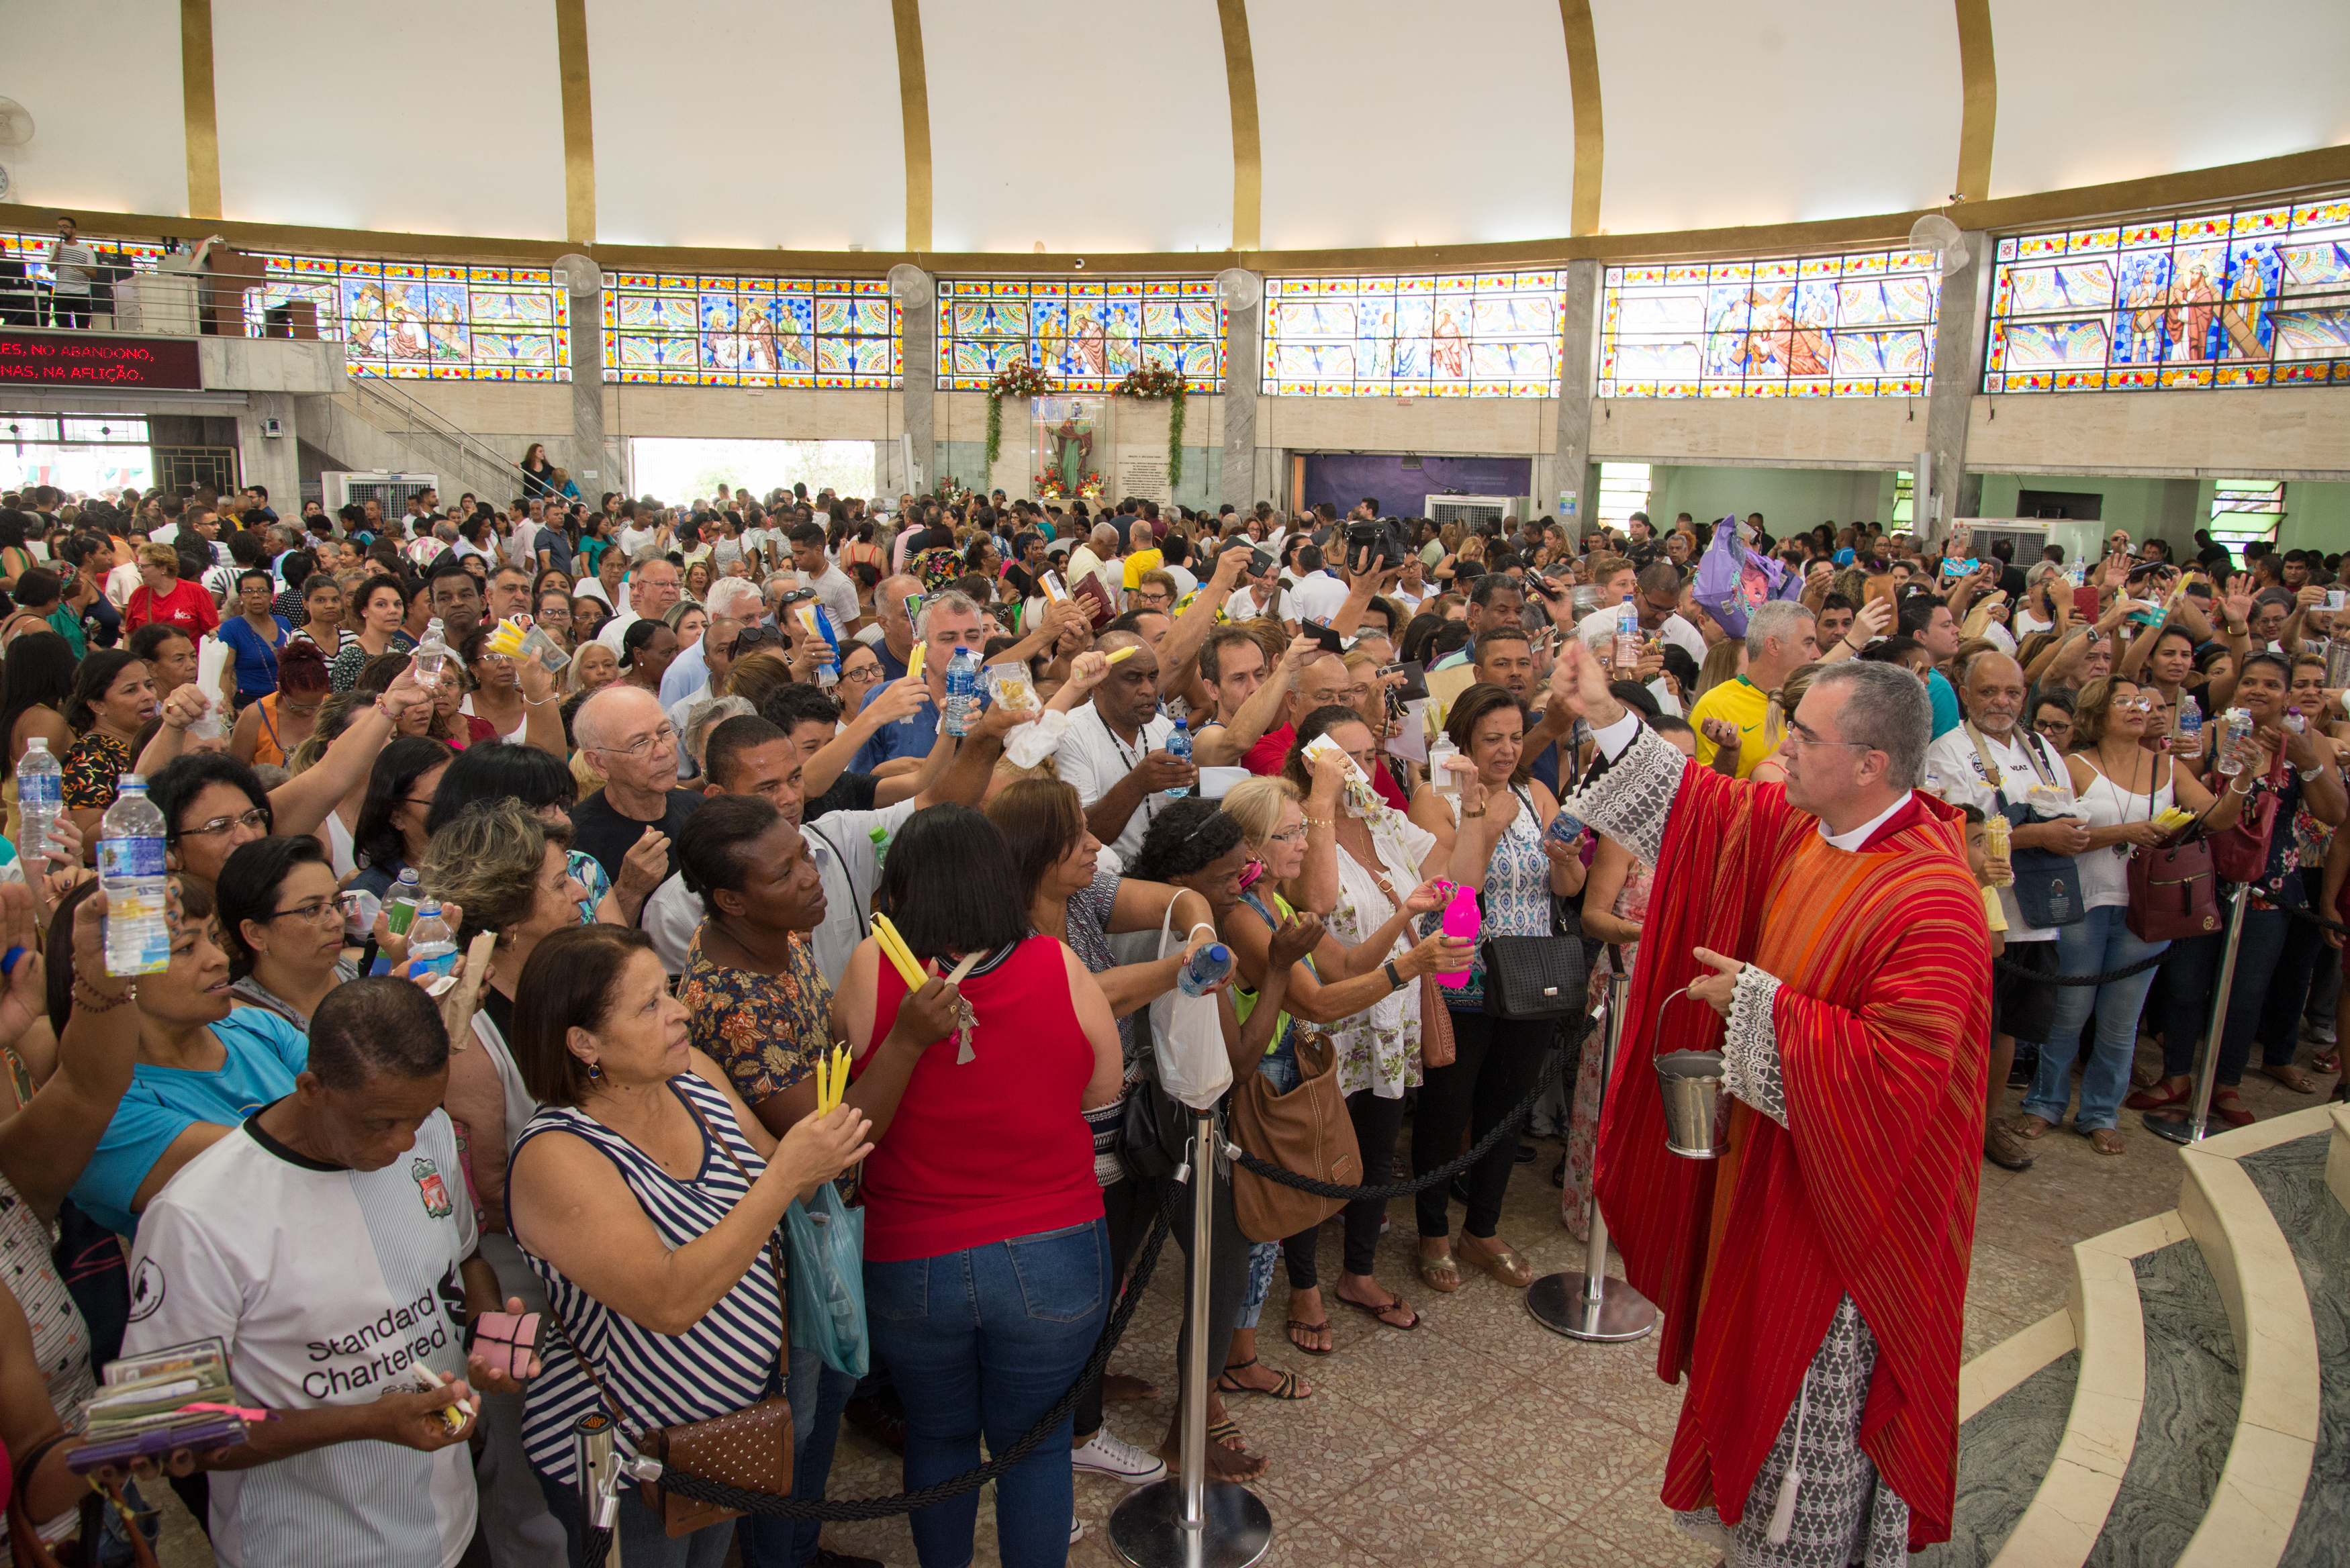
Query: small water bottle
385 866 422 936
99 776 171 977
1164 719 1192 798
1429 732 1460 797
406 900 459 979
15 737 62 868
2175 693 2202 755
1176 942 1232 997
1612 603 1640 671
1437 884 1481 987
2286 704 2306 735
413 618 451 685
2069 560 2086 588
942 646 979 738
2217 707 2255 775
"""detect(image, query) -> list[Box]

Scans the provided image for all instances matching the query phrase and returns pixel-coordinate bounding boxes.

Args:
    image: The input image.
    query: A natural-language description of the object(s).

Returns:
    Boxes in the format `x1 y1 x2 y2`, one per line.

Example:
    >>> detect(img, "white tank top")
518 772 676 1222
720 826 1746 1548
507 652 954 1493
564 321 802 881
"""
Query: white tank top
2072 754 2175 910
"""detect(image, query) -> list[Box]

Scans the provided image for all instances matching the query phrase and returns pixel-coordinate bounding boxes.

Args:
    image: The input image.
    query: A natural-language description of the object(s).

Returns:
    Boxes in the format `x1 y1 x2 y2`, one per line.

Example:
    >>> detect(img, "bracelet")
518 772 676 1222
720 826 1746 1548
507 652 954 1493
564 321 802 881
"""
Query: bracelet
1383 958 1406 991
2300 764 2326 783
2230 778 2254 795
72 973 134 1012
1460 805 1488 818
1304 815 1335 829
522 694 561 707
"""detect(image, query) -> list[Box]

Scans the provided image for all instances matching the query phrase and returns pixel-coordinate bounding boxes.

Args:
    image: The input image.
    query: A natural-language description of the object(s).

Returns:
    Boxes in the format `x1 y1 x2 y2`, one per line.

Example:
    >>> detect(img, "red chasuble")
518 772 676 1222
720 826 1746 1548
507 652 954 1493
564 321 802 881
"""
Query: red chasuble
1592 762 1990 1549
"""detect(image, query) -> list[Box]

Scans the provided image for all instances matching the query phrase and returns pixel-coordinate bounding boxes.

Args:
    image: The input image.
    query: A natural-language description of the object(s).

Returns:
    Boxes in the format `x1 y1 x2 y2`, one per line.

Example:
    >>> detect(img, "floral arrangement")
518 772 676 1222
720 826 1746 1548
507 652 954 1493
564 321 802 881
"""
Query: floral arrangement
1115 363 1189 488
1035 469 1107 501
984 362 1053 468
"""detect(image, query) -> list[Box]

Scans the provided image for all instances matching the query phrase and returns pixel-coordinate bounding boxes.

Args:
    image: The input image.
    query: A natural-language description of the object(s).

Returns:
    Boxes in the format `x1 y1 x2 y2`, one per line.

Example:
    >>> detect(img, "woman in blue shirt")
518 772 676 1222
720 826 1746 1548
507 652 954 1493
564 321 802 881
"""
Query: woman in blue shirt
215 568 290 704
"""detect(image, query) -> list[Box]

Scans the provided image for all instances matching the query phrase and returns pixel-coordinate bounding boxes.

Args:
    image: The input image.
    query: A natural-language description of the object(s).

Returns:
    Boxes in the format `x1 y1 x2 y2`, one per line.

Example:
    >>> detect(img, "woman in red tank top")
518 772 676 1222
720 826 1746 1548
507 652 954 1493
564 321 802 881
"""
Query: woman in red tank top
830 805 1123 1568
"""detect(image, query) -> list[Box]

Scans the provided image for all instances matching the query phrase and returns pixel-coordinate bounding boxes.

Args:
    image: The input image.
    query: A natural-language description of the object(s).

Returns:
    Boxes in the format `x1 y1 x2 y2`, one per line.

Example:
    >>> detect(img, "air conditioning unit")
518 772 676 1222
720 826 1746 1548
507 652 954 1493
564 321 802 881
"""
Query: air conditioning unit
1423 494 1521 530
324 471 439 518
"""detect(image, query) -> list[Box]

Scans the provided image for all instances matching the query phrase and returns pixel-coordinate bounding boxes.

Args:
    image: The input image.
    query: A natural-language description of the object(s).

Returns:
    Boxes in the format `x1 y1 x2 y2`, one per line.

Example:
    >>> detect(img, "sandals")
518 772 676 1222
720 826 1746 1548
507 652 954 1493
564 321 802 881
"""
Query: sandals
2211 1088 2256 1128
1456 1237 1534 1289
1415 1248 1462 1293
2012 1114 2055 1140
2261 1063 2320 1094
1284 1318 1333 1357
2084 1127 2126 1156
2124 1078 2194 1112
1207 1418 1245 1449
1333 1286 1419 1332
2315 1048 2342 1075
1217 1357 1309 1400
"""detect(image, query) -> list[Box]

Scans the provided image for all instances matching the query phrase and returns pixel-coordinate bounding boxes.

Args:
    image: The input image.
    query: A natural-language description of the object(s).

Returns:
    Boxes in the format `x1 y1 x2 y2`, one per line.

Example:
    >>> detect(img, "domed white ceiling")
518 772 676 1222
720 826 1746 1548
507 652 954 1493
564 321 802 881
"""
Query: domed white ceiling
3 0 2347 256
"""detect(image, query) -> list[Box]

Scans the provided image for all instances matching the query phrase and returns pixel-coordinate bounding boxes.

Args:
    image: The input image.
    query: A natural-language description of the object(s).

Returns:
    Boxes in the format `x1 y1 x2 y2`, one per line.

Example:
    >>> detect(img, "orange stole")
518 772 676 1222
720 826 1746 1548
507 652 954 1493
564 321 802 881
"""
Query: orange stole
1593 763 1990 1549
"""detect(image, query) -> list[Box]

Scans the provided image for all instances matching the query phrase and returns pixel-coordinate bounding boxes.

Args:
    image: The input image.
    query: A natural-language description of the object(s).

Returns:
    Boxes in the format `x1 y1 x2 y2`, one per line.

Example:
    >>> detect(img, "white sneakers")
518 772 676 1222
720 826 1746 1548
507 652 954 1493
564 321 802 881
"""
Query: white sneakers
1071 1427 1168 1483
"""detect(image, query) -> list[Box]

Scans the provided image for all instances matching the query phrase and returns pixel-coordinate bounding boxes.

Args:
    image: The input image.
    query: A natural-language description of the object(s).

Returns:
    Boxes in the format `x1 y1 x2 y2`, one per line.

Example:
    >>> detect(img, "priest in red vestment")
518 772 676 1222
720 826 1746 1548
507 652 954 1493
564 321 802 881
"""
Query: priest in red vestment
1551 641 1991 1566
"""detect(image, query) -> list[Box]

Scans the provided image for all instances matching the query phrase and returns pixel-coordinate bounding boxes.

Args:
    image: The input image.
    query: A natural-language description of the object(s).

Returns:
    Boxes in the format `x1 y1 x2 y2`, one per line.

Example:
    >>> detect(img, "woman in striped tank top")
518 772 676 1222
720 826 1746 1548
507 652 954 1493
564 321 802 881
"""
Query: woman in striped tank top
505 925 873 1568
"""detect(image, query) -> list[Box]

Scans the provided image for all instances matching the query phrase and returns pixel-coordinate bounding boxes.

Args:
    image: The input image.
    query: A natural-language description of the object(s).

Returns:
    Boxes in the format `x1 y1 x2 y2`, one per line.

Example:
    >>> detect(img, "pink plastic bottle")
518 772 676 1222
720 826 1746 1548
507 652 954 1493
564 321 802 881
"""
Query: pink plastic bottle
1438 883 1481 987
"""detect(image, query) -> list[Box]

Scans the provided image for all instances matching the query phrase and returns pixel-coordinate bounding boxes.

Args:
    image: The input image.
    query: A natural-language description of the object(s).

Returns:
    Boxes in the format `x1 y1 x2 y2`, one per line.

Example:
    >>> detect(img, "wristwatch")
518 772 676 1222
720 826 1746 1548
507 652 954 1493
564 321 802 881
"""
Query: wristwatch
1383 959 1407 991
2300 763 2326 783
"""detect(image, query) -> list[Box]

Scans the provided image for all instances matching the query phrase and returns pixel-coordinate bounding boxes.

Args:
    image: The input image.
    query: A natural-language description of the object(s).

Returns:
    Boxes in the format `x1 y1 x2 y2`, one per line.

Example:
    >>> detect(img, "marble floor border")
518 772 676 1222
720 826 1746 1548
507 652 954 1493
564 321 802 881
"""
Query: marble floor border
2325 1104 2350 1216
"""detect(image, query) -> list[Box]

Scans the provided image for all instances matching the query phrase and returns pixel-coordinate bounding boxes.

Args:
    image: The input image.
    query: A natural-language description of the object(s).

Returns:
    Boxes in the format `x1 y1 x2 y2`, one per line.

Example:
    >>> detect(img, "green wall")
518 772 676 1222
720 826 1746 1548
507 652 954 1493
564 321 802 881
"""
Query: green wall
1641 466 1901 532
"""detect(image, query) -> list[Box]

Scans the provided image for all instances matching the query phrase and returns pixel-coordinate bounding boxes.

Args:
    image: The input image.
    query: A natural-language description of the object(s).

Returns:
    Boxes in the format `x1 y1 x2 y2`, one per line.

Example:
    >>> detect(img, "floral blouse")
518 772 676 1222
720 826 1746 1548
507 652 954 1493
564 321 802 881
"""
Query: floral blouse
679 925 829 1107
1327 802 1436 1099
62 731 132 812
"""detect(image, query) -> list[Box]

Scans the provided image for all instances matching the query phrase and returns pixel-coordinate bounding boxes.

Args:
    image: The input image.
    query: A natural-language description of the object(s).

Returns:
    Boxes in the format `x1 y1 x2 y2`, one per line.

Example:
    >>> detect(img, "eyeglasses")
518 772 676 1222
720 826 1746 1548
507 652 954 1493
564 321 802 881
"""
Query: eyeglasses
1785 722 1873 752
181 807 271 839
733 625 782 654
269 891 365 926
1262 824 1308 845
839 663 882 682
591 724 677 759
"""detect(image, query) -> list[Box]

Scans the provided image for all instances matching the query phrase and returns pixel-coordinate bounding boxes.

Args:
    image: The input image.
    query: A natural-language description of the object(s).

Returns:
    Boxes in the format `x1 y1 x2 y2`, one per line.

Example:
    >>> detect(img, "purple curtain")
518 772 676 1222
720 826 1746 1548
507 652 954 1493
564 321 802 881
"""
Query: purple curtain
1299 454 1531 516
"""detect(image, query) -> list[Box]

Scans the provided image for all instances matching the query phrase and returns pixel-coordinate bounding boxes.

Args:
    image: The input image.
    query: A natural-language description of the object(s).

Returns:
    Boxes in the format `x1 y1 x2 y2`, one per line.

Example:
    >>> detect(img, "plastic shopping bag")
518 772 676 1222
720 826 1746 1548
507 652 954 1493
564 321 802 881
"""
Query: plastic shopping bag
784 1183 868 1378
1147 904 1231 1110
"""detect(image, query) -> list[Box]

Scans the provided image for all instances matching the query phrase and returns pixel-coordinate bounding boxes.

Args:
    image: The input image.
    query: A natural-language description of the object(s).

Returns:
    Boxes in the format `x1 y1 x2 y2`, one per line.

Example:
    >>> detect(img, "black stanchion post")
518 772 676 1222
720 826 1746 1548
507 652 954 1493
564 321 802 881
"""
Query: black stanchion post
1110 1107 1271 1568
2146 882 2250 1146
1525 972 1657 1342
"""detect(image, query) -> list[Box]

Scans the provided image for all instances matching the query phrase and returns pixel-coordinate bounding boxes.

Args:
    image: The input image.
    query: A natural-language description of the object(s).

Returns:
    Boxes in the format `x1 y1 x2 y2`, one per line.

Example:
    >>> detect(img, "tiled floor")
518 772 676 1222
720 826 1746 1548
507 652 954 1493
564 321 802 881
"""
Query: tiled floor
149 1034 2341 1566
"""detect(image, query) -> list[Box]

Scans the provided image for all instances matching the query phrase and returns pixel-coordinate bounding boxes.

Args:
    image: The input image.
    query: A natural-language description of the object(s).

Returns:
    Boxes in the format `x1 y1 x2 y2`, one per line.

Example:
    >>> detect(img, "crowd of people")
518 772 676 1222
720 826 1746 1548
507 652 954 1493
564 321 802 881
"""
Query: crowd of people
0 468 2341 1568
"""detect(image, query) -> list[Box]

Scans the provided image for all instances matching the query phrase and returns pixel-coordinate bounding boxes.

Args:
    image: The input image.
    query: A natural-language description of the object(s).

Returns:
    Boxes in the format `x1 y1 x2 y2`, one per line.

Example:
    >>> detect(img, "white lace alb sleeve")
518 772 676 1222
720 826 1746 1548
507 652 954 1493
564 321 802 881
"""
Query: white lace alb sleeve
1562 720 1685 865
1720 963 1787 1128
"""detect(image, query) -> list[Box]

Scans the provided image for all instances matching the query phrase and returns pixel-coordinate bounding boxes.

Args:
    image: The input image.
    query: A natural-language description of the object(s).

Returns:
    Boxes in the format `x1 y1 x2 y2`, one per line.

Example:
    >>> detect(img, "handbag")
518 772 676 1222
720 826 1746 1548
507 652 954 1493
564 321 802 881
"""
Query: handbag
1476 934 1588 1020
2208 744 2286 885
543 1092 793 1537
1228 1028 1363 1244
1968 724 2086 928
784 1183 868 1379
7 1436 162 1568
2126 759 2222 941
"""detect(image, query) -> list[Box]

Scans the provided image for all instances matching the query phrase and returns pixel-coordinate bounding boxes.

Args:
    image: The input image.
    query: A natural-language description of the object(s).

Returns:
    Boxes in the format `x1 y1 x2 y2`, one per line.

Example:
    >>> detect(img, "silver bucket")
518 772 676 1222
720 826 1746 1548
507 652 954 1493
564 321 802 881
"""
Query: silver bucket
1656 1050 1728 1159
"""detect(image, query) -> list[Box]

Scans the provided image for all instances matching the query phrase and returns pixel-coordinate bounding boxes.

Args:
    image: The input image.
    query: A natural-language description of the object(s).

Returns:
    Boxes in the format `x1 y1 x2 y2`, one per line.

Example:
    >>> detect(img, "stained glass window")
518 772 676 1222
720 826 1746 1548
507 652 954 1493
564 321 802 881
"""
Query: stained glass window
1261 271 1562 396
1983 196 2350 392
2208 479 2286 547
1599 251 1939 398
0 231 169 288
602 274 898 388
936 279 1223 393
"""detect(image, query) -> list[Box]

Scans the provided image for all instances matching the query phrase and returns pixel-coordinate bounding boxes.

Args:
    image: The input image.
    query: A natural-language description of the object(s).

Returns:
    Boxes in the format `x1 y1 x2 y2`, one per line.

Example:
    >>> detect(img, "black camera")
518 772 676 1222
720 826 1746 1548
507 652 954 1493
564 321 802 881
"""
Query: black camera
1345 516 1411 572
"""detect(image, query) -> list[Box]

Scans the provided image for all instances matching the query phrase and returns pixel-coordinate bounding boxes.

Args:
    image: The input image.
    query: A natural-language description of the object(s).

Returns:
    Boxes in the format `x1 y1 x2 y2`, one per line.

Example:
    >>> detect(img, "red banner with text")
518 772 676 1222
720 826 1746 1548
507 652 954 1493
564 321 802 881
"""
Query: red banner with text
0 330 203 389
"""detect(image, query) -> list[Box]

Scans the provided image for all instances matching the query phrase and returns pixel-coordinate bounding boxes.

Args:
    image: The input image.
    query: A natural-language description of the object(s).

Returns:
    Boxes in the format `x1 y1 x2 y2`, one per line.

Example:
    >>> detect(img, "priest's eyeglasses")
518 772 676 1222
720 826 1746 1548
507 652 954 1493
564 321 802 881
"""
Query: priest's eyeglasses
1785 720 1872 752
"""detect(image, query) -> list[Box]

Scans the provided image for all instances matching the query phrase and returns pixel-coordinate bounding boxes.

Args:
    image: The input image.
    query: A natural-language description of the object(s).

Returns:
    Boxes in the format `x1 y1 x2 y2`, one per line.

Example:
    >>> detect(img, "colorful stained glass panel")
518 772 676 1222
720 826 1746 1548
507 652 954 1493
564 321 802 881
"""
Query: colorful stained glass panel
600 274 898 387
1260 270 1562 396
1599 250 1940 397
935 279 1224 392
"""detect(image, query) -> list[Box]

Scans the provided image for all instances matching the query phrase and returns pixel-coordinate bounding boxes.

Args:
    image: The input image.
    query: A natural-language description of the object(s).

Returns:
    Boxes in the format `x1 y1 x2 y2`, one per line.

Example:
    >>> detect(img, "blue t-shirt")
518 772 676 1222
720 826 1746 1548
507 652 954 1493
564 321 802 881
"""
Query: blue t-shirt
72 1008 310 1236
1928 667 1961 739
851 682 939 773
1833 548 1856 567
217 614 291 697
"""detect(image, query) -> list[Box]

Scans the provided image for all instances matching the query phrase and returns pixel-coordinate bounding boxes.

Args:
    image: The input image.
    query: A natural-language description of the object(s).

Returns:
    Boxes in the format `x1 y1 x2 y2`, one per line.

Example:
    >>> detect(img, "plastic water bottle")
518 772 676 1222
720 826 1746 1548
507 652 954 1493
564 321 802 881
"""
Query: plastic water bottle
1176 942 1232 997
1438 883 1481 988
2217 707 2255 775
99 776 171 977
2175 693 2202 755
1613 603 1640 671
412 618 451 685
2286 704 2306 734
942 646 979 738
406 900 459 979
2069 560 2086 587
1164 719 1192 797
15 738 61 869
1429 732 1460 797
385 867 422 936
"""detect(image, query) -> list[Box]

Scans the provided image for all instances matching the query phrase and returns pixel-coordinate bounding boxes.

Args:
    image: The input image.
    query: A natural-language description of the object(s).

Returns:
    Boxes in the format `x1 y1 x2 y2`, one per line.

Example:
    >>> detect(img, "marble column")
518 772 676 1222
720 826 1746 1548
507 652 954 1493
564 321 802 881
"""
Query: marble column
1222 277 1261 511
899 279 936 493
234 391 301 509
567 285 608 492
1924 232 1993 536
1550 258 1601 540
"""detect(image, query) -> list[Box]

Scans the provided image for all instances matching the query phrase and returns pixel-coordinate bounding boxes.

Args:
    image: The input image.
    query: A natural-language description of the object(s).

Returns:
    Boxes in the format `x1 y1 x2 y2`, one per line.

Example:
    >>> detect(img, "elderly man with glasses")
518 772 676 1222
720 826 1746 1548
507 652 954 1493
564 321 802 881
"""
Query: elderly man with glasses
569 685 702 921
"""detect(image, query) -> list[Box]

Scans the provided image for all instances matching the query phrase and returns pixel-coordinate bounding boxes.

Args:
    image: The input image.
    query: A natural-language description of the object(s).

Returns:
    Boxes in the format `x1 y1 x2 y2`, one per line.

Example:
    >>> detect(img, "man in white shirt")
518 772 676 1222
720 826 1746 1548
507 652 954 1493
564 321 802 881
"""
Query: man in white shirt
1068 525 1120 598
505 500 542 571
46 215 96 328
1221 542 1291 625
1921 650 2087 1172
1285 545 1352 629
122 978 537 1568
1053 631 1193 867
788 523 861 630
596 554 681 650
1574 560 1707 665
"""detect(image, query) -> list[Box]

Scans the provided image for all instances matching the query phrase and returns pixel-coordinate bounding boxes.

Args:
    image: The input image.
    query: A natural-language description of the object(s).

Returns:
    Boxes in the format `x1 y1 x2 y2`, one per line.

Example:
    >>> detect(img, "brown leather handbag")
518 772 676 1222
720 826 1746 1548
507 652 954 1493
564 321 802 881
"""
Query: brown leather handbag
2126 764 2222 942
1229 1028 1364 1244
545 1093 794 1536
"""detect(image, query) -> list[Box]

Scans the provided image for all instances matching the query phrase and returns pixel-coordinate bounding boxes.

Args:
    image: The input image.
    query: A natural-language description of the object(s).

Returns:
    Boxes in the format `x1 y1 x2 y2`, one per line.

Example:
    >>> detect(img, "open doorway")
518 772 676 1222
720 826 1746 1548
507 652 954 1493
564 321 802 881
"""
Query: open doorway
625 438 878 507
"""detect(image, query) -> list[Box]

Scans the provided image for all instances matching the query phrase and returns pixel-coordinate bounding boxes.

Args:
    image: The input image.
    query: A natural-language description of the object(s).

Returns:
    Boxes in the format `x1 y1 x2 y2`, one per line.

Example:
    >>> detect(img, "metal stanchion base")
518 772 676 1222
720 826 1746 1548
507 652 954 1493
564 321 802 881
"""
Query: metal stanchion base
2142 1110 2200 1146
1108 1479 1273 1568
1525 1271 1657 1341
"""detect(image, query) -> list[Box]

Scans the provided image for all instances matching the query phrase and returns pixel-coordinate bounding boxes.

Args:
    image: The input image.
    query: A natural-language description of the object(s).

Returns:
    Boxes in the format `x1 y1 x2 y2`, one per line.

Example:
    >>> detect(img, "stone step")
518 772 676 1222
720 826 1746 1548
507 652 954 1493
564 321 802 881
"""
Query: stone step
2234 1126 2347 1567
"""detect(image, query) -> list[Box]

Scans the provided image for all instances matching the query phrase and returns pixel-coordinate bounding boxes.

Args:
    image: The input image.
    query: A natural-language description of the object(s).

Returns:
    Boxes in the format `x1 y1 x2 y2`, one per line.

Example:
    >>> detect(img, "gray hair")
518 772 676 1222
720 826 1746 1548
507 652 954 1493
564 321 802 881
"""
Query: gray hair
1807 661 1930 791
683 695 755 769
705 577 765 620
631 546 670 570
1745 599 1816 659
914 589 982 640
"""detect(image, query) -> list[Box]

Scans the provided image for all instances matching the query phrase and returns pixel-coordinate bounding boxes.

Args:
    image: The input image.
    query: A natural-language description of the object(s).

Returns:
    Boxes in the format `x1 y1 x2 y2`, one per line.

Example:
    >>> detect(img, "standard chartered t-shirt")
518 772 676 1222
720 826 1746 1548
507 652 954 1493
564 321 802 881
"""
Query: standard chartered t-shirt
72 1008 310 1236
1689 675 1773 777
124 1110 479 1568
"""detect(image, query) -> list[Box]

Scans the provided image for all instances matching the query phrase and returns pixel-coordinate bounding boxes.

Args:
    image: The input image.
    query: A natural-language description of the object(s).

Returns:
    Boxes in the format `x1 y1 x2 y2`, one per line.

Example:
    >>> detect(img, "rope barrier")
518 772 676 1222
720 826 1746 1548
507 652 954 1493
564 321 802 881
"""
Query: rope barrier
1228 1015 1591 1200
1990 949 2167 987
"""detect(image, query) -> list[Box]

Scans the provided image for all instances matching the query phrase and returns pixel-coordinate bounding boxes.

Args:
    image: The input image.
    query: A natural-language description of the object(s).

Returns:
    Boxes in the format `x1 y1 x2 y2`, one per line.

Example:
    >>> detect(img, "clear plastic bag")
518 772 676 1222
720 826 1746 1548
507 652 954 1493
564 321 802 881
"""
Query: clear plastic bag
784 1182 868 1378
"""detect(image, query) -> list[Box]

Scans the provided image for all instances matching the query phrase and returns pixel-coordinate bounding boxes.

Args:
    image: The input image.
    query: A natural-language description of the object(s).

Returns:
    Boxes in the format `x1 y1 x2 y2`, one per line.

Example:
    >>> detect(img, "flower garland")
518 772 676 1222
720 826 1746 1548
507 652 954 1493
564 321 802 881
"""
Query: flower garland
1114 364 1188 489
984 363 1052 469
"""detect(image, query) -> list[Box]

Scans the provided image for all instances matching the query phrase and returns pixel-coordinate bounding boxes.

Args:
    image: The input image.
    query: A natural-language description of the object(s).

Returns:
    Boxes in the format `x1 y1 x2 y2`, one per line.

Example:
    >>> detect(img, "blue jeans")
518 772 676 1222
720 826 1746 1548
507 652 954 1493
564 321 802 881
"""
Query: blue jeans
2023 905 2167 1132
865 1218 1109 1567
2152 905 2316 1085
738 1344 856 1567
534 1467 735 1568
